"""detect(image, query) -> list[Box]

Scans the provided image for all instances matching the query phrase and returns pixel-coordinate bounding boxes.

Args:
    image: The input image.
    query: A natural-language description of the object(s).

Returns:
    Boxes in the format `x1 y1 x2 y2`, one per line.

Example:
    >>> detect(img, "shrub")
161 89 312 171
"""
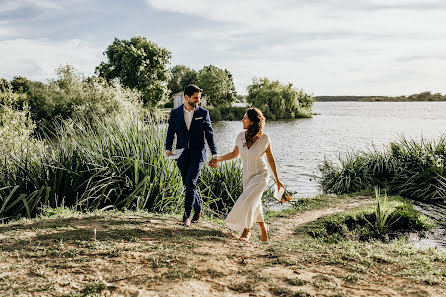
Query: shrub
0 86 44 170
10 65 143 132
246 77 313 120
318 136 446 203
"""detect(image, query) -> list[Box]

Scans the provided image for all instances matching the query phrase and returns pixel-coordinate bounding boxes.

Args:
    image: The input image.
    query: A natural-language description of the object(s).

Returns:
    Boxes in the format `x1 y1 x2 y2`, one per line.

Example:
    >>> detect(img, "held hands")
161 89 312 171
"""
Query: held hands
208 158 219 168
166 151 173 157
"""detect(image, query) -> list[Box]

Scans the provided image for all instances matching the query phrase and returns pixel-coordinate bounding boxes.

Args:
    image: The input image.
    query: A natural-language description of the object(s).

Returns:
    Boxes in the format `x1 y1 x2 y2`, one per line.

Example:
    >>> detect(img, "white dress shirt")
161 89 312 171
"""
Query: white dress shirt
184 105 194 130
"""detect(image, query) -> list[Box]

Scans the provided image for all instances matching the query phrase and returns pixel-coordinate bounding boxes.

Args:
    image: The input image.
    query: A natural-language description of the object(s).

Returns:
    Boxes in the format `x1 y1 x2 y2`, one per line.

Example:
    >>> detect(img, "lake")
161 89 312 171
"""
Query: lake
212 101 446 197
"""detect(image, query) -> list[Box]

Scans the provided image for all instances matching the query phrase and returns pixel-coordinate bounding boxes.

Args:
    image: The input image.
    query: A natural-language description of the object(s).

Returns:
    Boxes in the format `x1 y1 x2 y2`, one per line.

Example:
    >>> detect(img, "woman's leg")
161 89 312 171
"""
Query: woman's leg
258 222 268 242
239 228 251 241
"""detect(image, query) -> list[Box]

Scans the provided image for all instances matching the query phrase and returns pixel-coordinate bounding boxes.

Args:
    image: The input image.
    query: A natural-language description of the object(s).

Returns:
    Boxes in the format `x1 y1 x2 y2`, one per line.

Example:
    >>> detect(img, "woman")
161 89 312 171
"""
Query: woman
211 108 284 242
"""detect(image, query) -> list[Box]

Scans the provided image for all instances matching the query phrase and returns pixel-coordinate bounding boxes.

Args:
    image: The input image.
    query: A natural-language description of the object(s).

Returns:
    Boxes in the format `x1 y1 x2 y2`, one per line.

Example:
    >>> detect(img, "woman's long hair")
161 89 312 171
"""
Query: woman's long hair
244 107 265 148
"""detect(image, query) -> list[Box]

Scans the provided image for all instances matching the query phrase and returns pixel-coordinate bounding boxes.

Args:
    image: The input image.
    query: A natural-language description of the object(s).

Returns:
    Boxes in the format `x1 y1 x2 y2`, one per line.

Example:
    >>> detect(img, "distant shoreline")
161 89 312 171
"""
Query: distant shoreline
315 92 446 102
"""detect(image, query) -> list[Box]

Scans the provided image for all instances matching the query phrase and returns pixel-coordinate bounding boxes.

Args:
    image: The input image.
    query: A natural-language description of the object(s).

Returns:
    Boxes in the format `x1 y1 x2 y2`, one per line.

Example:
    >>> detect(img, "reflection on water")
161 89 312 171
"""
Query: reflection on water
213 102 446 197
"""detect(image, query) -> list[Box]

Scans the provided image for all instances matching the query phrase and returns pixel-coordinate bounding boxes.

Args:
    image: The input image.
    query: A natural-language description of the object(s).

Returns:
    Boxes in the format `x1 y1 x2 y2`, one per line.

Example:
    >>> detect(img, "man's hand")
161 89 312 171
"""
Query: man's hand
166 151 173 157
208 158 218 168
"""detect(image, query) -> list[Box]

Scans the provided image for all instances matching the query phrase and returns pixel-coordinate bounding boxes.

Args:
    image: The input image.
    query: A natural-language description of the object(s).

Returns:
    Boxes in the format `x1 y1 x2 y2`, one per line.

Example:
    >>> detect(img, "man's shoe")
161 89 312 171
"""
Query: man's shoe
182 216 191 227
191 210 202 223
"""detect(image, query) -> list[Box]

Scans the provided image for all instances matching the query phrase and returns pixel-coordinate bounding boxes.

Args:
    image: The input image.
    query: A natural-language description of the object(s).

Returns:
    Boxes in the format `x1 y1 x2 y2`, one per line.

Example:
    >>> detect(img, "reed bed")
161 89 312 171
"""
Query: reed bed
318 135 446 203
0 112 243 220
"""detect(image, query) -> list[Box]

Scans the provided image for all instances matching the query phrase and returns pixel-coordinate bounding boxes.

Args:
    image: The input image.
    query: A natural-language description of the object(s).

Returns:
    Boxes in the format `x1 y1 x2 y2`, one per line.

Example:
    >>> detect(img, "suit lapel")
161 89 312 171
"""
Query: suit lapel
178 104 188 131
190 106 201 131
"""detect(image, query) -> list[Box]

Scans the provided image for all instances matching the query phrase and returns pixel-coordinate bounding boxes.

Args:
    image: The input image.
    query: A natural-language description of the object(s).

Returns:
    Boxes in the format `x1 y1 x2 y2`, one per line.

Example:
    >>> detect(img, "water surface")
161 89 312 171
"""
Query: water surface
213 102 446 197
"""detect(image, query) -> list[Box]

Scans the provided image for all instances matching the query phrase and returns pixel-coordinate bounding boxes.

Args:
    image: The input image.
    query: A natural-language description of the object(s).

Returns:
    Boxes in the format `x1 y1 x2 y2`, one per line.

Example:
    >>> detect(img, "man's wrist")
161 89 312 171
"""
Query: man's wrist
212 154 218 159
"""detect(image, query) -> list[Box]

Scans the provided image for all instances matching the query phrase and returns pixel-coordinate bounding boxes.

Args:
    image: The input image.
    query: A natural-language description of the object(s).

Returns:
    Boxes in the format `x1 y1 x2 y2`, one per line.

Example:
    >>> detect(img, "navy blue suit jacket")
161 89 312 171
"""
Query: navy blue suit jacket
165 104 218 162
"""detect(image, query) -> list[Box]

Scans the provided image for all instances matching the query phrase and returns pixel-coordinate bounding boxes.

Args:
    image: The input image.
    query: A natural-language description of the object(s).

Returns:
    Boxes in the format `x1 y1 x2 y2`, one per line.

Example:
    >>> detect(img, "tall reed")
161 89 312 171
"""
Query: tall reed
318 135 446 203
370 187 393 235
198 159 243 216
0 112 244 220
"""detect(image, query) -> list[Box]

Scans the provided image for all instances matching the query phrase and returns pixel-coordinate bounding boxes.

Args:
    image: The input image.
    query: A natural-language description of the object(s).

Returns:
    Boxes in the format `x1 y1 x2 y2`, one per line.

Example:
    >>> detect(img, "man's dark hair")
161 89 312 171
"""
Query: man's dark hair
184 84 203 97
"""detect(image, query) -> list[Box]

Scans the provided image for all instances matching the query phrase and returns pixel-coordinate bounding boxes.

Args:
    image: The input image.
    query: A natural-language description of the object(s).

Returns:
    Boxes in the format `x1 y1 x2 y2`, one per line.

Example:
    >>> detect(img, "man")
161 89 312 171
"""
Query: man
165 84 218 226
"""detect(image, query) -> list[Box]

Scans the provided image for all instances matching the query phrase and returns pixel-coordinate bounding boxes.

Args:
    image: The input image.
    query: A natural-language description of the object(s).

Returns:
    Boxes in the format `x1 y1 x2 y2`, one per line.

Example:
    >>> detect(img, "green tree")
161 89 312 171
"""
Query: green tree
96 36 171 107
10 76 44 94
246 77 313 120
196 65 236 107
167 65 197 95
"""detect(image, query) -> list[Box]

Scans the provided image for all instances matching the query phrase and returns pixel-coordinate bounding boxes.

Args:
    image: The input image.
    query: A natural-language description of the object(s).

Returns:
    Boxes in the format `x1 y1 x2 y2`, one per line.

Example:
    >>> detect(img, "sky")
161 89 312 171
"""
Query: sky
1 0 446 96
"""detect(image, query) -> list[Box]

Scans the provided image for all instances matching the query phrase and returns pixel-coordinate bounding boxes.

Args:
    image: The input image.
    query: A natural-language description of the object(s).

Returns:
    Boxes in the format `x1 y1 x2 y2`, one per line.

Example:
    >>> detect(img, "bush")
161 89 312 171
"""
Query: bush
307 197 433 243
0 86 44 170
10 65 143 132
318 136 446 203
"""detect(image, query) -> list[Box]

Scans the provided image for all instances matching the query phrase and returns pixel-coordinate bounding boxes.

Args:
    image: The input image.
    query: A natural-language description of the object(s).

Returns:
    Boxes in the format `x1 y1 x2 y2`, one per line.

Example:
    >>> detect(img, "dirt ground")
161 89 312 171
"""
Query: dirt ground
0 196 445 297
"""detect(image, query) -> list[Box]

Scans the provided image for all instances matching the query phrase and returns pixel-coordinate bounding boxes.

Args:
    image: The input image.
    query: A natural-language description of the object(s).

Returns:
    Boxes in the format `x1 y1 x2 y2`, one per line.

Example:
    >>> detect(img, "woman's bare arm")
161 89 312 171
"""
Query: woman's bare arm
266 144 284 189
217 145 239 162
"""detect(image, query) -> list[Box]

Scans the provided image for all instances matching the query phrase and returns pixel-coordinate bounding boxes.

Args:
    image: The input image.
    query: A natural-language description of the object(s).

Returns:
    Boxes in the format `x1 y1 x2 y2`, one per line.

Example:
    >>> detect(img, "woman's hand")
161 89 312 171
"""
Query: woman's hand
208 158 219 168
276 179 284 191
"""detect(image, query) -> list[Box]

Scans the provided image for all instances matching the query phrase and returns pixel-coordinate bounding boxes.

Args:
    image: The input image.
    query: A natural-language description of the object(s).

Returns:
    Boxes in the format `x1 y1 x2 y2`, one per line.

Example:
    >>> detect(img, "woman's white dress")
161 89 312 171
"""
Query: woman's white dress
225 132 270 232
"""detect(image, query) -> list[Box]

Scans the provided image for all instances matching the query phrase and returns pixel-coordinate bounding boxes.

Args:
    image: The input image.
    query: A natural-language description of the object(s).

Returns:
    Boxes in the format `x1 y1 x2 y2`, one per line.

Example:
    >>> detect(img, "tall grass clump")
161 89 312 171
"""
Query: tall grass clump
318 135 446 203
50 113 245 216
0 108 245 220
198 159 243 216
0 111 184 220
366 187 393 235
0 85 47 219
48 112 186 213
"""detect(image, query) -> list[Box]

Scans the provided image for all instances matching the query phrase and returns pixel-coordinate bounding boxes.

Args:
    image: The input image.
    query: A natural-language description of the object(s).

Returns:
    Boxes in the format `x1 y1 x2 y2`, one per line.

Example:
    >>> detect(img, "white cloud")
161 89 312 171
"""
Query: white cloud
151 0 446 95
1 1 445 95
0 38 104 81
0 0 63 13
147 0 446 36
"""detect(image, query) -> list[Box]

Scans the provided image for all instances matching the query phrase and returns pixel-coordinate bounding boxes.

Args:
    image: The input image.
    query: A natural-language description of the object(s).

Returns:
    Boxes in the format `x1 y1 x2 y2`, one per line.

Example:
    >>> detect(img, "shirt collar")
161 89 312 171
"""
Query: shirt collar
183 104 196 113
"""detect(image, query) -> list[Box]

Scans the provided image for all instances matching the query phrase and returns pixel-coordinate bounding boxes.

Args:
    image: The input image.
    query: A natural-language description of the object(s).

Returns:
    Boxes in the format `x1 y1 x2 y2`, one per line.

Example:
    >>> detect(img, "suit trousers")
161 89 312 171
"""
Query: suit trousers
177 151 203 219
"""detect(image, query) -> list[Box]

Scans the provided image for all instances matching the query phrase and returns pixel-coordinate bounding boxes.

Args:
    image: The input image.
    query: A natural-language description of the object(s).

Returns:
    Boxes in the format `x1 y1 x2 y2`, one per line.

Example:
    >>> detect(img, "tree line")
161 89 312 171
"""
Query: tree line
316 92 446 102
1 36 314 127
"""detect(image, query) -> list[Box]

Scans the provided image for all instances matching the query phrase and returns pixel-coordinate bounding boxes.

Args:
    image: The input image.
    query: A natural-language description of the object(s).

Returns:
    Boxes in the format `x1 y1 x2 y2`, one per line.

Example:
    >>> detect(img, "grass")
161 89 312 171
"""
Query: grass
0 199 445 296
303 195 434 243
318 135 446 204
0 112 244 221
372 187 393 234
266 236 446 288
66 280 107 297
